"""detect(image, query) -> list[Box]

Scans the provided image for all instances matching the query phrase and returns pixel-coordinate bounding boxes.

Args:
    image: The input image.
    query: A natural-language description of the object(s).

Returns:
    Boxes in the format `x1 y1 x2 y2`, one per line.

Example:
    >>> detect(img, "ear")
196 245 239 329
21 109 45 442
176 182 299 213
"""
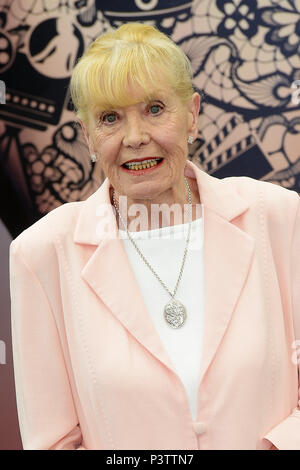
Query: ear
78 118 95 155
187 92 201 140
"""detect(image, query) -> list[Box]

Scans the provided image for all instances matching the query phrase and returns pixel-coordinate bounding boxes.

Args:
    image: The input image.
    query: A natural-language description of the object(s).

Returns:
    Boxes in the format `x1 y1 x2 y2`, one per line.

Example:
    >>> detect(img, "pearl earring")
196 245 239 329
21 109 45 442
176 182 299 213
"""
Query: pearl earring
91 153 98 163
187 136 194 144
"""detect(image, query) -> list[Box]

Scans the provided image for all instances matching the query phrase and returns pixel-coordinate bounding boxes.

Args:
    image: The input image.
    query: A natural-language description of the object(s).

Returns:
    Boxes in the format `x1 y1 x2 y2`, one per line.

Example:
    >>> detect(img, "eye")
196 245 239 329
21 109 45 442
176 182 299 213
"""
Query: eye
148 103 163 115
101 112 118 124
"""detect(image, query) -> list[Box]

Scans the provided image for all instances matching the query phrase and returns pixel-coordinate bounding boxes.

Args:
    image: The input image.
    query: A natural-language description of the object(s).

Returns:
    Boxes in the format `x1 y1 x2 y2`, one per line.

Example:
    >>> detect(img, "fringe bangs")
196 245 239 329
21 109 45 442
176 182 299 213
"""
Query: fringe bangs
70 23 194 125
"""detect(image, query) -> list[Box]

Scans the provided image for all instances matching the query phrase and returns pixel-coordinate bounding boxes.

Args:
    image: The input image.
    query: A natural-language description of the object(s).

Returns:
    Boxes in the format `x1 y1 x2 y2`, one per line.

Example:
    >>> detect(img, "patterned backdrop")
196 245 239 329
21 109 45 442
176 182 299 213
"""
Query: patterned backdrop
1 0 300 239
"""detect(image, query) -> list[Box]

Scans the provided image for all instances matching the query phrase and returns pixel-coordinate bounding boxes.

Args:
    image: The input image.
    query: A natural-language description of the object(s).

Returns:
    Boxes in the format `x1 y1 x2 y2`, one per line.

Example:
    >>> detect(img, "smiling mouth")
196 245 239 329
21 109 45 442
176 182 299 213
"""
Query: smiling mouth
122 158 163 170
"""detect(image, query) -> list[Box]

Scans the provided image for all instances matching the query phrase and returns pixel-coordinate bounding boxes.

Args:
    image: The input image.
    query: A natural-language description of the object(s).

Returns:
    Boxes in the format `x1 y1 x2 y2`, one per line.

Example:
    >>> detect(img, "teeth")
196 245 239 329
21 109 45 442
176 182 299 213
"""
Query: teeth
126 158 159 166
124 158 161 170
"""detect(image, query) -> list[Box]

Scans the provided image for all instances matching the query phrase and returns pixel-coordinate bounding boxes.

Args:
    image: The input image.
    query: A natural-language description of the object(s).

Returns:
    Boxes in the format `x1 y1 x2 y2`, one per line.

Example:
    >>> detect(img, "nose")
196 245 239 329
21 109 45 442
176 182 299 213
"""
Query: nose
122 114 150 148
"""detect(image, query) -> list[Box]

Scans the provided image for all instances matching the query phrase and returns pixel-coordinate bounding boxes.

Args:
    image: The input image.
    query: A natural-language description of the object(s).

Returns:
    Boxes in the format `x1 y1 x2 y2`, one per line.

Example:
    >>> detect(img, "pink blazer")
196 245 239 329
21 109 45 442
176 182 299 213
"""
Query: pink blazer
9 160 300 450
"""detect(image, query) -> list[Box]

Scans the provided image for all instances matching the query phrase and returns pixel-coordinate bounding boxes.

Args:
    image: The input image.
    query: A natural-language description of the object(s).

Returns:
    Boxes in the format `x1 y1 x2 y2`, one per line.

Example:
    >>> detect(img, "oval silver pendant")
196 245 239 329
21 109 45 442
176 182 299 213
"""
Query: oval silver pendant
164 298 187 329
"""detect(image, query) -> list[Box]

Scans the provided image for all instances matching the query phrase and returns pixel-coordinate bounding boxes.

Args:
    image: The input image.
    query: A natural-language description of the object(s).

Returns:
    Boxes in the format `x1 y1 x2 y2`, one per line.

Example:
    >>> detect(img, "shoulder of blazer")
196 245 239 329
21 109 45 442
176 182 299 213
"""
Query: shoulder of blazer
10 200 84 270
223 174 299 215
226 176 299 247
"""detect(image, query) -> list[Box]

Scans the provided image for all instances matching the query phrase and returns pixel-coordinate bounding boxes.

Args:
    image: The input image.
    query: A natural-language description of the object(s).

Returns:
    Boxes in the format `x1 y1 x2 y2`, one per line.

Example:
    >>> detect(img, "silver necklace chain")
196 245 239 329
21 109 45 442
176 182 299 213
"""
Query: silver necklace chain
112 177 192 329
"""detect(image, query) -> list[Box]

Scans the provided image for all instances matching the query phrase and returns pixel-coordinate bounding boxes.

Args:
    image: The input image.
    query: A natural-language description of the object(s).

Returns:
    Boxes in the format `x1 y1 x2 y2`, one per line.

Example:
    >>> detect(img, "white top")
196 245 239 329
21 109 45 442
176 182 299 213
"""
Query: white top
118 211 205 422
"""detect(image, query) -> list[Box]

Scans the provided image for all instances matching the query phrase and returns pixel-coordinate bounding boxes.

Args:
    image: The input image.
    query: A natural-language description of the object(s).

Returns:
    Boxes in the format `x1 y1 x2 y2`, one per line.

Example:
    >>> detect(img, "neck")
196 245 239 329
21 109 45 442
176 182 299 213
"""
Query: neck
110 177 201 232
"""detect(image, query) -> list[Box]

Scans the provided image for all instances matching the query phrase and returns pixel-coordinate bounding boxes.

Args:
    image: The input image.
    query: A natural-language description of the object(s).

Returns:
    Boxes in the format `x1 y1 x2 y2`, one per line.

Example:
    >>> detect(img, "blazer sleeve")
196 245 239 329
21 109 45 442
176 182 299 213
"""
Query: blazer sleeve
263 193 300 450
9 238 86 450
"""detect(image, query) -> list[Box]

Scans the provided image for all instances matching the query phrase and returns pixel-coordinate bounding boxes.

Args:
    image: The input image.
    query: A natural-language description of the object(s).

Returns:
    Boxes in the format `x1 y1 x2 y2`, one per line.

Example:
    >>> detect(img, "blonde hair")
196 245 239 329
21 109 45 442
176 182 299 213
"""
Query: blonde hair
70 22 194 125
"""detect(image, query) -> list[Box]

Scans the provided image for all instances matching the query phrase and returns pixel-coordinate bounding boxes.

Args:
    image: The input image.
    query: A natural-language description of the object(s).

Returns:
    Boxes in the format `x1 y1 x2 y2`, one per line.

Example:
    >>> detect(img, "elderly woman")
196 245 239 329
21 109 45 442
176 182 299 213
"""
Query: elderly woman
9 23 300 450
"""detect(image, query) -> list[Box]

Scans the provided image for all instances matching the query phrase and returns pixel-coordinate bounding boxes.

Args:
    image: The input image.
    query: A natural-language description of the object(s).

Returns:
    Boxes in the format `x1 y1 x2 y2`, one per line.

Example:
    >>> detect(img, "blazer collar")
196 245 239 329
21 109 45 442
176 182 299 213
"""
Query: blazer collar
74 160 249 245
73 160 254 402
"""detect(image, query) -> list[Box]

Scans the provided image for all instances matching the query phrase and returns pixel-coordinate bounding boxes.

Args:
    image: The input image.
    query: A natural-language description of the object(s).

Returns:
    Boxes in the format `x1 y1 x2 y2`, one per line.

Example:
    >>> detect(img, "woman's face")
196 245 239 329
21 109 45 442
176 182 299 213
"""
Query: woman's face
81 84 200 205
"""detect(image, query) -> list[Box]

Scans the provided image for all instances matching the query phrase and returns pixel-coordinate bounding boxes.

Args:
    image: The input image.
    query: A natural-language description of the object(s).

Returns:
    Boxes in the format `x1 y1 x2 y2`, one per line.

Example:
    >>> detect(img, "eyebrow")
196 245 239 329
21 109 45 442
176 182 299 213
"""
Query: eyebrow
146 91 168 101
107 97 166 111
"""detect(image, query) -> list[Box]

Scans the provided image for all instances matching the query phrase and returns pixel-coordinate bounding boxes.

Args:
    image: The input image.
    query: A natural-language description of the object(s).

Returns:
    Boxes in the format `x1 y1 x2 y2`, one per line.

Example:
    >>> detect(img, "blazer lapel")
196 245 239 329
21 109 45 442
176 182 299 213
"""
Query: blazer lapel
199 203 255 385
74 160 255 387
74 177 176 372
